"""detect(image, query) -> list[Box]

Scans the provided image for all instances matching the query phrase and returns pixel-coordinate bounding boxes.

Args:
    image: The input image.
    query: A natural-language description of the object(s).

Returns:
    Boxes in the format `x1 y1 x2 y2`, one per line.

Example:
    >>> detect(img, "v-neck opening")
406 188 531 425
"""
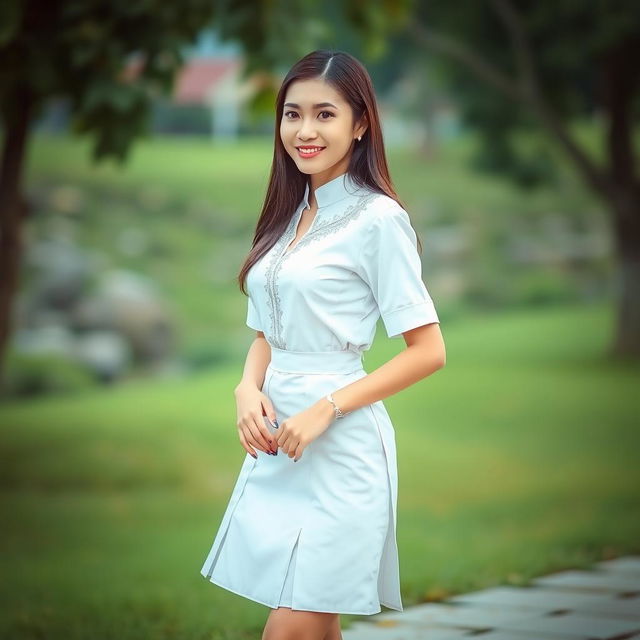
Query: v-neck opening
284 206 317 255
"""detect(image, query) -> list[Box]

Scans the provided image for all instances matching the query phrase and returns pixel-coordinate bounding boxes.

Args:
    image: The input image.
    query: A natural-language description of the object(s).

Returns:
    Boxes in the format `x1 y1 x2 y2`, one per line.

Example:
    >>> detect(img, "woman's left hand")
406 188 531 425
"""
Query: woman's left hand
274 397 336 461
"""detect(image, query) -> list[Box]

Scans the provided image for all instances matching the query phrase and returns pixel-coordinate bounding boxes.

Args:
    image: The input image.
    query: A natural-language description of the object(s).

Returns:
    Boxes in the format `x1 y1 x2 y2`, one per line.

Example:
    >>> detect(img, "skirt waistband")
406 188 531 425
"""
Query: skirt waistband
268 346 364 374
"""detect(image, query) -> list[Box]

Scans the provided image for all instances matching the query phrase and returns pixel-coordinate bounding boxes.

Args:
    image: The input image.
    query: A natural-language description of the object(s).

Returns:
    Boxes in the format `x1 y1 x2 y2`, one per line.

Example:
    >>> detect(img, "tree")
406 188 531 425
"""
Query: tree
400 0 640 358
0 0 217 382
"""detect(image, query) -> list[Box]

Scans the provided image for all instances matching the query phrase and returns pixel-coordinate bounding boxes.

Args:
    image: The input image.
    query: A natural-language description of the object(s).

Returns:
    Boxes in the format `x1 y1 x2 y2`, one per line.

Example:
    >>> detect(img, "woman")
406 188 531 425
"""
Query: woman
199 49 446 640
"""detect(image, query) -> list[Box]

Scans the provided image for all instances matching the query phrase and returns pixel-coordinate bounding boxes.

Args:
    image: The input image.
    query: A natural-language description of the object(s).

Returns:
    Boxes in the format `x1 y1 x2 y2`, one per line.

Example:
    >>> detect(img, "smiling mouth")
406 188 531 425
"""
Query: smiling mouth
296 146 326 158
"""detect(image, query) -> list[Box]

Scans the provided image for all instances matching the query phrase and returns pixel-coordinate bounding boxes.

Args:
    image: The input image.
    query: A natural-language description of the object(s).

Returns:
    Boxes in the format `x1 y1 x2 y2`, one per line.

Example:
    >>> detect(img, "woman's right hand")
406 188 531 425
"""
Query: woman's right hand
234 381 279 457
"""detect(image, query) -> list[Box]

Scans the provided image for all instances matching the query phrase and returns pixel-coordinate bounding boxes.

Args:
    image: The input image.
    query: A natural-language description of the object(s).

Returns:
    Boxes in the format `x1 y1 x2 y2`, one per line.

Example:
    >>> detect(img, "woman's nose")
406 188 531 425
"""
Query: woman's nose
297 120 317 140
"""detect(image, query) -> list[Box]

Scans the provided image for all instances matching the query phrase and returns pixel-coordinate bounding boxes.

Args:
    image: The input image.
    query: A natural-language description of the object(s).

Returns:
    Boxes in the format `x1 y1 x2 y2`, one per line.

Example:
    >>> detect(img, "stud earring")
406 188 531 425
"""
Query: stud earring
357 135 362 141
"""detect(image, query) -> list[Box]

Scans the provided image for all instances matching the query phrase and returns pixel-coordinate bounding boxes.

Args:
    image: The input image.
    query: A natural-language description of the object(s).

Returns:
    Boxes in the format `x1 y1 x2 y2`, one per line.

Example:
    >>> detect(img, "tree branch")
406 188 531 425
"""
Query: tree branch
406 2 614 199
490 0 613 197
405 20 521 101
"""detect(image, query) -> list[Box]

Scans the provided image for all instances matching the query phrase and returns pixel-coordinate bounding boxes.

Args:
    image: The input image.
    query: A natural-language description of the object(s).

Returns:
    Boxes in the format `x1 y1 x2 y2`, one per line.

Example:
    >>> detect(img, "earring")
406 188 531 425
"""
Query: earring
357 135 362 141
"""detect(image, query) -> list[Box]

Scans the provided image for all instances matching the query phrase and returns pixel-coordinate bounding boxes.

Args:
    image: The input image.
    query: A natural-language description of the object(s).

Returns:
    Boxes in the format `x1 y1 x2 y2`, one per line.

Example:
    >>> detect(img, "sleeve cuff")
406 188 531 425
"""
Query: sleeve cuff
381 299 440 338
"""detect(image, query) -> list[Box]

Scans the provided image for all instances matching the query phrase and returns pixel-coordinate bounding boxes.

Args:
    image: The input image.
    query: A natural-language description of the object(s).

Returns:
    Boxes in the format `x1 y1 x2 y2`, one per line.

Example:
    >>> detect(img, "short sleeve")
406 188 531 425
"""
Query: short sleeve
246 294 262 331
357 206 440 338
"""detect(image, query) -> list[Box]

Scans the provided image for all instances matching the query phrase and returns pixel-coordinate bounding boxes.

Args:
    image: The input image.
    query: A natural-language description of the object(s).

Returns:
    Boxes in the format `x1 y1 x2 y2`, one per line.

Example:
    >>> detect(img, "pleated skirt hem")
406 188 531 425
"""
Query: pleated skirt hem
200 571 404 615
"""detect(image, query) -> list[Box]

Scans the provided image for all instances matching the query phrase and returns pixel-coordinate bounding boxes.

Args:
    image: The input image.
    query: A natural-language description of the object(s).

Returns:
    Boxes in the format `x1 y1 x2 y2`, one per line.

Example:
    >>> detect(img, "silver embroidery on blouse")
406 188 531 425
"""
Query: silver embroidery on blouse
264 192 377 349
263 214 298 347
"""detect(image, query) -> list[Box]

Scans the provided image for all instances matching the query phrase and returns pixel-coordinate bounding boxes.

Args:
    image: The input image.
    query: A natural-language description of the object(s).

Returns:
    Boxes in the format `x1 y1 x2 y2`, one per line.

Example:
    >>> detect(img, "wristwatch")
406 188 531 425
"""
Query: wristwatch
326 393 348 419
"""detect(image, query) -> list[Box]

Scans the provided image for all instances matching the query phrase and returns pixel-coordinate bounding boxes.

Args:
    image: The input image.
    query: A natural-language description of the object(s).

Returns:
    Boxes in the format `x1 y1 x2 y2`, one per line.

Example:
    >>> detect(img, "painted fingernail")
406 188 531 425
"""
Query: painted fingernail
251 453 257 459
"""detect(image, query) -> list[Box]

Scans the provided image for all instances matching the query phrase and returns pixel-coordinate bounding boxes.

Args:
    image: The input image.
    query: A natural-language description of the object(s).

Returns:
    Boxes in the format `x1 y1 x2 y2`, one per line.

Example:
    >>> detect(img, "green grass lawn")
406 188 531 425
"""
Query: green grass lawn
1 302 638 639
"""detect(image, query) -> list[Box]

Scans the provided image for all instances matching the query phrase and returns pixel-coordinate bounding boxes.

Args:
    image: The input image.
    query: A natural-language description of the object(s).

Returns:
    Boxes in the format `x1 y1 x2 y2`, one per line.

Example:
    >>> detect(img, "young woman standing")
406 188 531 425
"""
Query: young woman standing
200 49 446 640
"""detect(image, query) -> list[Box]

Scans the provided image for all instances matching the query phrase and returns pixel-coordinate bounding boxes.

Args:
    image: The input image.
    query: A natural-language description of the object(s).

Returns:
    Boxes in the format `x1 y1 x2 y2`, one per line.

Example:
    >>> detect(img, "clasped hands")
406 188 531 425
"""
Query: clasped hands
234 381 336 462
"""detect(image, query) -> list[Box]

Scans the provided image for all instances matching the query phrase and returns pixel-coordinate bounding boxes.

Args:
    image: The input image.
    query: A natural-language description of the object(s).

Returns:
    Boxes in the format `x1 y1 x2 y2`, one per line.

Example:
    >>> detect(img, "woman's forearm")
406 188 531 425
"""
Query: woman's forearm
330 343 445 416
235 336 272 392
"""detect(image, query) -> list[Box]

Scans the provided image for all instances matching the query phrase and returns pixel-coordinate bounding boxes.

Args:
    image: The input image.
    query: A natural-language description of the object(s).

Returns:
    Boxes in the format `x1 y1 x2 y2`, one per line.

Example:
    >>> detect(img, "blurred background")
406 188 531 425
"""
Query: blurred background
0 1 638 638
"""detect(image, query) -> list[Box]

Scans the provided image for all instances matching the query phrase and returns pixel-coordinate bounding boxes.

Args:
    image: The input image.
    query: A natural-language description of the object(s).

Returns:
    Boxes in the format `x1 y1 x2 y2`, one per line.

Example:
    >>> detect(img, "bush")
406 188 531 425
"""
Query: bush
1 351 97 399
182 339 236 371
512 269 583 306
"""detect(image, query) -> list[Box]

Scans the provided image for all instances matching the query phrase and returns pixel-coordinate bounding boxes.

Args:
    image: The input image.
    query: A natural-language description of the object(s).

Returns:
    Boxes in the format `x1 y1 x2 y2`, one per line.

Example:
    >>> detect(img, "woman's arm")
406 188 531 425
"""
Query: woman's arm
322 322 445 419
234 331 272 393
234 332 279 457
274 322 445 461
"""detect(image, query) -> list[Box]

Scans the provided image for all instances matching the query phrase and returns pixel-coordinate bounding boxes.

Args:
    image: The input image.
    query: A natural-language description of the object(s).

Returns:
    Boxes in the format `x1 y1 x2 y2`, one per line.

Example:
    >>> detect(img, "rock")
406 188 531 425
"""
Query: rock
73 331 131 382
25 238 98 311
93 269 177 364
12 324 76 359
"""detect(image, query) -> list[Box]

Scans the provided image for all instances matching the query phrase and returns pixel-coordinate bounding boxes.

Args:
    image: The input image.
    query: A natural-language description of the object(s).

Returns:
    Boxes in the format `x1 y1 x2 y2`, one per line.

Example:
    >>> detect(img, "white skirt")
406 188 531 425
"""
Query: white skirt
199 346 404 615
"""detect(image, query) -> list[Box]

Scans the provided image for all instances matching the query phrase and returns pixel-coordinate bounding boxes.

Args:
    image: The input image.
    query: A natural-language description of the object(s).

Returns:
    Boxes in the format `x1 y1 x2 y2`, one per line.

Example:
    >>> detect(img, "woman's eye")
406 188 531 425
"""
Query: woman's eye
283 111 334 120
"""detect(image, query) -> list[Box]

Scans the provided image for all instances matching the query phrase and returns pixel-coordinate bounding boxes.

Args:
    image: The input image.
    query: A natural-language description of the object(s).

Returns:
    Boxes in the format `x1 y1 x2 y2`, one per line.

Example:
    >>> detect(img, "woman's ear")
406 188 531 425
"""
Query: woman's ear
357 113 369 139
355 113 369 138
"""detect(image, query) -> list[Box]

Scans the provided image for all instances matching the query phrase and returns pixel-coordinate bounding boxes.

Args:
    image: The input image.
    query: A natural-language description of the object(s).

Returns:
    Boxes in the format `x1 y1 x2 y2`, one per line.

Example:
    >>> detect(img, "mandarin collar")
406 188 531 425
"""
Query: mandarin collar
301 172 369 213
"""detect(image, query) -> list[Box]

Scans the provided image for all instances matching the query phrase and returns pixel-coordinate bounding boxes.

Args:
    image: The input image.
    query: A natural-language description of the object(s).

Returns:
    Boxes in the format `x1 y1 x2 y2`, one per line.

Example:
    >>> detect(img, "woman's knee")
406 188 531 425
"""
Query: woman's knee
262 608 339 640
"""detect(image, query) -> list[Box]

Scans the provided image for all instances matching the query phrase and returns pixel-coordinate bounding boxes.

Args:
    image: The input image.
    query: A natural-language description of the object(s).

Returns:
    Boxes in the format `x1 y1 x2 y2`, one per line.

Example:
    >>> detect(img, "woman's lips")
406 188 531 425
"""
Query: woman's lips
297 147 325 158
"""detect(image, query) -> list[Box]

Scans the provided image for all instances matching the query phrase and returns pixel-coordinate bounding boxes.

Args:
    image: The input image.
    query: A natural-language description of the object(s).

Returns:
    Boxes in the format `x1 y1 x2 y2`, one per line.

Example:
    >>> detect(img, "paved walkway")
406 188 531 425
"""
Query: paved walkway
344 555 640 639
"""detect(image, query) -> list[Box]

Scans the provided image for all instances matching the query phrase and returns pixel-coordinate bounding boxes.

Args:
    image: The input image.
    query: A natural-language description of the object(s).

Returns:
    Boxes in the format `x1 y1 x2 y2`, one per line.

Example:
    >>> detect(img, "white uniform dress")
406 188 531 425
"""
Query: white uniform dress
199 171 440 615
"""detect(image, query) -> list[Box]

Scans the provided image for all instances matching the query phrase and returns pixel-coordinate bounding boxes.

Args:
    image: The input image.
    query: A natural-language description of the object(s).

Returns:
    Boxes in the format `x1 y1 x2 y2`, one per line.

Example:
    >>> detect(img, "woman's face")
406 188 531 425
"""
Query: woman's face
280 77 366 186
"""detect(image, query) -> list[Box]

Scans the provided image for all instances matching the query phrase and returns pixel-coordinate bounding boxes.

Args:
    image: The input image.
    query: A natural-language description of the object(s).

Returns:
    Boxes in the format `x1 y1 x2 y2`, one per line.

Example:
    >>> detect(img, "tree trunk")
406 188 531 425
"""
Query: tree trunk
602 33 640 360
610 193 640 359
0 87 33 387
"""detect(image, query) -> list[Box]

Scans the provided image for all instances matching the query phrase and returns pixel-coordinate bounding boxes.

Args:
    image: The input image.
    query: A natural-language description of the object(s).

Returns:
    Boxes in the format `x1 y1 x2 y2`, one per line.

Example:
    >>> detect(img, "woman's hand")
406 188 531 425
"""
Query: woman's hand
234 381 278 458
275 397 336 462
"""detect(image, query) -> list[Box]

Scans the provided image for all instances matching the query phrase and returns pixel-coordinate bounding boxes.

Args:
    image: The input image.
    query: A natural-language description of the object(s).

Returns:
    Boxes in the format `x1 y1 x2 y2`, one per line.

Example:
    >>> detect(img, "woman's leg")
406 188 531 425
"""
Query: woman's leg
262 607 341 640
322 613 343 640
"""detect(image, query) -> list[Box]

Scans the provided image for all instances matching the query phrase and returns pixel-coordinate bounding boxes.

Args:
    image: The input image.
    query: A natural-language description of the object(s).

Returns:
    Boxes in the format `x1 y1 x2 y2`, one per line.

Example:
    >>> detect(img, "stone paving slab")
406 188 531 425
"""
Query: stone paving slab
342 622 472 639
371 602 547 628
496 610 640 639
464 633 580 640
448 585 640 619
370 603 465 625
594 556 640 575
448 585 596 608
532 569 640 593
343 555 640 639
398 604 547 629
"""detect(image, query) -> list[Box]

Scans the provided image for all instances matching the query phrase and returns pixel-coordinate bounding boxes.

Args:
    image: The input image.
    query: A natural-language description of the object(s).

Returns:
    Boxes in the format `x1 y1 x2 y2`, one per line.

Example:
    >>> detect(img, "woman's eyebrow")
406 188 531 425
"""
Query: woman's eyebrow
284 102 338 109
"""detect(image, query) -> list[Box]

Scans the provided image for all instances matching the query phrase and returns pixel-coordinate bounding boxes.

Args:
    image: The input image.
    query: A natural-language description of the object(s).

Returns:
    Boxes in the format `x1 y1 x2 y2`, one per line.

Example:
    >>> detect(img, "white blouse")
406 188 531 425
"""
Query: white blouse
246 171 440 352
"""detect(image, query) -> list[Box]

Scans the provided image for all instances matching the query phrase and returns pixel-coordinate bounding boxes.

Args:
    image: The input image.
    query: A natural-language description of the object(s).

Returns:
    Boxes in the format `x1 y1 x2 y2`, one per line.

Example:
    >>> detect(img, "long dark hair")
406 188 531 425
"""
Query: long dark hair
238 49 422 295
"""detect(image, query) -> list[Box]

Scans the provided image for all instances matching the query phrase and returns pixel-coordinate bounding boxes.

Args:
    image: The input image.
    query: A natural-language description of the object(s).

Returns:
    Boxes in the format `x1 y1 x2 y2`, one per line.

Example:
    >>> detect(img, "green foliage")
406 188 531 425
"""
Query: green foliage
406 0 640 188
0 0 218 162
1 351 97 398
513 268 587 306
150 99 213 135
465 266 586 309
183 339 238 372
